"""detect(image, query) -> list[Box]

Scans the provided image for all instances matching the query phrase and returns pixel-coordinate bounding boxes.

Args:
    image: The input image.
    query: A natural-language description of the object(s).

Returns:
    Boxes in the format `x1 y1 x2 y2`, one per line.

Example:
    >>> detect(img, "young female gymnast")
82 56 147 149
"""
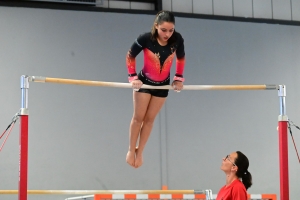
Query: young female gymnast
216 151 253 200
125 10 186 168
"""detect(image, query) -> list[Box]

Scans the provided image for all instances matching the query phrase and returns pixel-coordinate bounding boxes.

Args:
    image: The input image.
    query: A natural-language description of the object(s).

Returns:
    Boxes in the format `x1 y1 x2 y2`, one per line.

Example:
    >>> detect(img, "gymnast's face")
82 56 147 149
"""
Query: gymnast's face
155 21 175 45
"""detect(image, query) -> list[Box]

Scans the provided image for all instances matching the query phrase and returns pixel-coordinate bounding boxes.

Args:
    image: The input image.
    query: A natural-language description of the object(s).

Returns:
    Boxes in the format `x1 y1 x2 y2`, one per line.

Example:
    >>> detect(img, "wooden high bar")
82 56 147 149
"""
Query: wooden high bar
28 76 278 91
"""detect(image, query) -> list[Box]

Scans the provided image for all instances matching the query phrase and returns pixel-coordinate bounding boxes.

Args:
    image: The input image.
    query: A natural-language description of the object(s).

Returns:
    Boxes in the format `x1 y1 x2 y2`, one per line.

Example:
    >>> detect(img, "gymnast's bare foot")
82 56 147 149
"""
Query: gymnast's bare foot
134 147 143 168
126 150 135 168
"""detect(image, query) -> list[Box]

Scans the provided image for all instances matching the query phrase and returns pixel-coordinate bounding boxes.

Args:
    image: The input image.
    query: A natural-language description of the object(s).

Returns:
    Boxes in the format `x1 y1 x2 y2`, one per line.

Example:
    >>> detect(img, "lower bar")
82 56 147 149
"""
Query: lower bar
19 115 29 200
278 121 289 200
0 190 199 195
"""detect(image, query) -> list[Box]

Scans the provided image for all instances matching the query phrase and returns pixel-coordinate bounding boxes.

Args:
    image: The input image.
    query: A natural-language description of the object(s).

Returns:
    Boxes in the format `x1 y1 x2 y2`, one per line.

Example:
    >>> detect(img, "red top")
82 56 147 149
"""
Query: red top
216 179 248 200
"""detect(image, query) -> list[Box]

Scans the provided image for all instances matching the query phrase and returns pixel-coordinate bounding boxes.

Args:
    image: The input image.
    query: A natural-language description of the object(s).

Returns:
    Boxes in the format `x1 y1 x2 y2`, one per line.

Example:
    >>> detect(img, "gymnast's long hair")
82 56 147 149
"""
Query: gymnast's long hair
234 151 253 190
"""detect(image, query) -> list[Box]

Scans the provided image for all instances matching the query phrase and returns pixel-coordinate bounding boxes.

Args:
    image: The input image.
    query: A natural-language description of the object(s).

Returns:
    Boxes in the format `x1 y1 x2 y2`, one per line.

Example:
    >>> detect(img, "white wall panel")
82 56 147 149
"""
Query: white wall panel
108 0 130 9
102 0 298 22
291 0 300 20
214 0 233 16
97 0 108 7
253 0 272 19
272 0 291 20
192 0 213 15
172 0 193 13
131 2 154 10
162 0 172 11
233 0 253 18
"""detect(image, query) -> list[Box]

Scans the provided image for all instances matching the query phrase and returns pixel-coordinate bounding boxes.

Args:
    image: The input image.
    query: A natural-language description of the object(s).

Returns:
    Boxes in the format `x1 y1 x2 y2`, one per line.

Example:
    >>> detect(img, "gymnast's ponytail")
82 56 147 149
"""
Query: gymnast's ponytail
235 151 253 190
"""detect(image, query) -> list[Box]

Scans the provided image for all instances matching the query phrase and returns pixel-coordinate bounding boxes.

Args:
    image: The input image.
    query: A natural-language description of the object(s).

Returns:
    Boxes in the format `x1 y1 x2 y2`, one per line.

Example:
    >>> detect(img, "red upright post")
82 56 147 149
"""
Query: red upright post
19 115 28 200
278 121 289 200
20 75 30 200
278 85 289 200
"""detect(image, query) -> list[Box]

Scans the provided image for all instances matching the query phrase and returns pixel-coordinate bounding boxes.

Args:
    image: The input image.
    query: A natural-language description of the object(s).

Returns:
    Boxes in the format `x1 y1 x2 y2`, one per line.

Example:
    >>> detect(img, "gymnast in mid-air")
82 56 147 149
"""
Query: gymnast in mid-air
125 10 186 168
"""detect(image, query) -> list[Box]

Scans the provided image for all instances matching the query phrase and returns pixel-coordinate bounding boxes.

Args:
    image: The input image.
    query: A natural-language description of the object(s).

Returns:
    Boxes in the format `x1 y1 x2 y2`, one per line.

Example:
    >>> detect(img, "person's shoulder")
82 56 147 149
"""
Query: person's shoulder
174 31 184 40
138 32 151 39
173 32 184 45
231 180 247 198
233 180 246 189
174 31 183 37
136 32 152 47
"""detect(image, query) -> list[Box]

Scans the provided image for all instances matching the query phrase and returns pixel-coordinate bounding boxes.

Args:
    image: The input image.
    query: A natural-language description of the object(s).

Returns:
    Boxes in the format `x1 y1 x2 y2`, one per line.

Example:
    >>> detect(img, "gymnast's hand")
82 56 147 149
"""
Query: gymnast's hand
131 79 143 91
172 80 183 92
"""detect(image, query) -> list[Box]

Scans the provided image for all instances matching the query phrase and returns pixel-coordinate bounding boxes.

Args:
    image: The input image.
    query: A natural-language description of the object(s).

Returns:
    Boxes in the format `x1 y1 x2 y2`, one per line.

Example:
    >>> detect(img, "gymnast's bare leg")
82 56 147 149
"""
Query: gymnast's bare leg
126 91 166 168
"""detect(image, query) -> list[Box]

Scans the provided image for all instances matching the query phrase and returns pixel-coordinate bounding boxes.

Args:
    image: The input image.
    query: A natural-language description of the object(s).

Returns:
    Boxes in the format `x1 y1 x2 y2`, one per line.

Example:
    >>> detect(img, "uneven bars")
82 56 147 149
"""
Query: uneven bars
29 76 278 90
0 190 205 195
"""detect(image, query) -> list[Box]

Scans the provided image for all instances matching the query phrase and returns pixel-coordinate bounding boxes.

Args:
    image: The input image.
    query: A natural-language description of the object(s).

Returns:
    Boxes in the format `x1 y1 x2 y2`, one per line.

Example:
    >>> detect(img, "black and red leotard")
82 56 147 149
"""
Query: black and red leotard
126 32 185 84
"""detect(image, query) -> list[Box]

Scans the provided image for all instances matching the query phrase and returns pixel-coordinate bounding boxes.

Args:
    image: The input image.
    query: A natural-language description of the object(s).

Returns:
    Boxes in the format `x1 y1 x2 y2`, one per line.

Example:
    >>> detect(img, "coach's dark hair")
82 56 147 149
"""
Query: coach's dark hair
150 10 177 45
234 151 252 190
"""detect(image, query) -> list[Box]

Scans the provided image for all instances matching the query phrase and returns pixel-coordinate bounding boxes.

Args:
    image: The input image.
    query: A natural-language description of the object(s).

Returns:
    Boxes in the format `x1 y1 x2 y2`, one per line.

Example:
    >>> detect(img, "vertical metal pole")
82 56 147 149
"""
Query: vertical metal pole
278 85 289 200
159 105 168 190
19 75 29 200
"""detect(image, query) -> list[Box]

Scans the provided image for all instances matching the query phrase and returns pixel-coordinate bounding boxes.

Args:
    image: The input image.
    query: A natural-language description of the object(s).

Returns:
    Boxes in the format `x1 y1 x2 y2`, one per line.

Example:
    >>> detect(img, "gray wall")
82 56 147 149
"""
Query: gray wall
0 6 300 200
